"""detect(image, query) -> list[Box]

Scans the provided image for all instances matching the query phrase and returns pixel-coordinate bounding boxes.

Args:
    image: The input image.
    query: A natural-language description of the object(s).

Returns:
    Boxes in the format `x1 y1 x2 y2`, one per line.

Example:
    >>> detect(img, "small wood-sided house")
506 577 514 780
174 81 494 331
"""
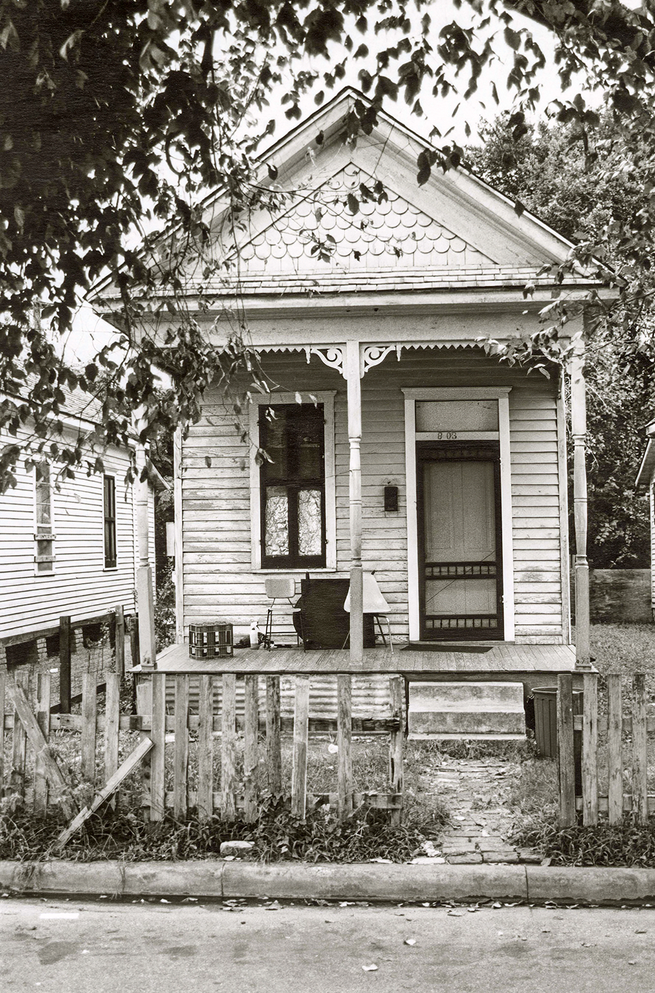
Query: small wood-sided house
636 416 655 621
92 89 602 695
0 381 160 664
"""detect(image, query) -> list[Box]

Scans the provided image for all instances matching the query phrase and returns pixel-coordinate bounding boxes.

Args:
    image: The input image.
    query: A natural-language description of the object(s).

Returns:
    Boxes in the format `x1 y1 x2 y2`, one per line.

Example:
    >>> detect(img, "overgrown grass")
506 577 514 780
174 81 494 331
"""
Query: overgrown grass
512 817 655 867
590 623 655 677
0 791 429 864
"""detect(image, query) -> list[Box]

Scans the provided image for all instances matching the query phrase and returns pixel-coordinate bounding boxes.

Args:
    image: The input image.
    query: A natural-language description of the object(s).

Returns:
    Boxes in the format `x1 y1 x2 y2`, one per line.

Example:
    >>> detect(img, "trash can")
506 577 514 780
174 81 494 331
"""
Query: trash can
533 686 583 758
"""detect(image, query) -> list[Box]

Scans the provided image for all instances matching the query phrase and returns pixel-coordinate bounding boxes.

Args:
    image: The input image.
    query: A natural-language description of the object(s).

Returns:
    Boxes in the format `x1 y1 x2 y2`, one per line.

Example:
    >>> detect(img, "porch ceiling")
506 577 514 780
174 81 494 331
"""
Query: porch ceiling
156 642 577 677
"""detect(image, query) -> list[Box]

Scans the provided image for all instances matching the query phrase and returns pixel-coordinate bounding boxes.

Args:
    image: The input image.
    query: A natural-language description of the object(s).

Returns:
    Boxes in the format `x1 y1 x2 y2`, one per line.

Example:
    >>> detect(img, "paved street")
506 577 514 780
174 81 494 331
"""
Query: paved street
3 895 655 992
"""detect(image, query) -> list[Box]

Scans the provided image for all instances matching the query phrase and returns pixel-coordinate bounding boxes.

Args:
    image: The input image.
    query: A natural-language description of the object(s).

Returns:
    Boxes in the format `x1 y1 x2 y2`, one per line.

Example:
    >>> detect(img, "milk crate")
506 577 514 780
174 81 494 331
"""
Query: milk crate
188 622 234 658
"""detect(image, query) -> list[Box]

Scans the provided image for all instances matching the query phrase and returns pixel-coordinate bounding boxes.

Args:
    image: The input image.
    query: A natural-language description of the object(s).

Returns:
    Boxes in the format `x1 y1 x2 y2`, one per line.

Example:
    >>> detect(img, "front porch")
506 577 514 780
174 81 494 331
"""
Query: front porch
156 640 577 685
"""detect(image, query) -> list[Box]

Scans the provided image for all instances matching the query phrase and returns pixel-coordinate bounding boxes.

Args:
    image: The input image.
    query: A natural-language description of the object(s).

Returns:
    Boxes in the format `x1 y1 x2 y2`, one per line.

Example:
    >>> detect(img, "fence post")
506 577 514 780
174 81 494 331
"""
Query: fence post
337 674 352 820
607 673 623 825
104 673 120 809
114 605 125 681
81 673 97 783
129 614 139 676
174 674 189 821
291 675 309 821
582 672 598 826
197 674 214 822
0 667 5 798
10 670 29 796
557 674 576 827
221 674 237 821
633 673 648 824
148 672 166 823
266 676 282 793
34 672 51 816
389 676 404 827
244 675 259 823
59 615 72 714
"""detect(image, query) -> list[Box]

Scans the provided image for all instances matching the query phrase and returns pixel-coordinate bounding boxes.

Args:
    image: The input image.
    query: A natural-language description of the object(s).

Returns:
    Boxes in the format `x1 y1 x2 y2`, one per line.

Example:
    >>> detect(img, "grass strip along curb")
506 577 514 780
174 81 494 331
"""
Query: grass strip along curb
3 861 655 905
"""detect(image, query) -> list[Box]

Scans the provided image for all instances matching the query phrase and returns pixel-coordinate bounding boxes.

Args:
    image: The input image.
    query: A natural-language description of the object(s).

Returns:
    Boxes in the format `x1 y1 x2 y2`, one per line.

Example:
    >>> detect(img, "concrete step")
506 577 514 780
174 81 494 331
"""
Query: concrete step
408 681 526 738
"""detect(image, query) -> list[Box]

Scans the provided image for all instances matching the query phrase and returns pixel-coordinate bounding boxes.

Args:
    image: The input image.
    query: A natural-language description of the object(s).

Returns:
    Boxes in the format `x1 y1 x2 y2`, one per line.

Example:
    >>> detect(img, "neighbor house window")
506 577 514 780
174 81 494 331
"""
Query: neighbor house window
259 404 326 569
34 462 55 573
103 474 117 568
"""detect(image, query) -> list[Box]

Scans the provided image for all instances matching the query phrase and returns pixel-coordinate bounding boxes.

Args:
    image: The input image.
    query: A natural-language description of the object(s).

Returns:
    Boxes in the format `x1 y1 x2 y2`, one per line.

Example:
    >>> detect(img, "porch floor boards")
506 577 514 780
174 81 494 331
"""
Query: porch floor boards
156 641 577 677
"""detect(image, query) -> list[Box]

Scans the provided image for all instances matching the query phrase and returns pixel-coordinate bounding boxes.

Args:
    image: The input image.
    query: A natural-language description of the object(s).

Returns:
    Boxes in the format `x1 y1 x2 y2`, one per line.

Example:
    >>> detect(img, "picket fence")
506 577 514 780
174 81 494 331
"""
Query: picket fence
0 668 405 849
557 672 655 827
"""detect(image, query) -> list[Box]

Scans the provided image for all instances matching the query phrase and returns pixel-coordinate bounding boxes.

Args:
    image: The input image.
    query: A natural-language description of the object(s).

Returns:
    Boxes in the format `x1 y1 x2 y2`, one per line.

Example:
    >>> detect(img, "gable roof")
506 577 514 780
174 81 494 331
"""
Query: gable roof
91 87 608 318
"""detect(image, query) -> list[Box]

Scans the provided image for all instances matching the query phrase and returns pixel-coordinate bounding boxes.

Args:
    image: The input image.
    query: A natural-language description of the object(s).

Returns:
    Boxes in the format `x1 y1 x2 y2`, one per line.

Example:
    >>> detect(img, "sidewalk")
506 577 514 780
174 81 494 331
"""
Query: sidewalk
2 859 655 905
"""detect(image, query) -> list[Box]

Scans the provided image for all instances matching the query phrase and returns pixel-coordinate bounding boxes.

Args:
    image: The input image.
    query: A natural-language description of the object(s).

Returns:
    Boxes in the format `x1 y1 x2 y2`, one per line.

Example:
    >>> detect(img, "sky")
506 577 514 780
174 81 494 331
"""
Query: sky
63 0 607 364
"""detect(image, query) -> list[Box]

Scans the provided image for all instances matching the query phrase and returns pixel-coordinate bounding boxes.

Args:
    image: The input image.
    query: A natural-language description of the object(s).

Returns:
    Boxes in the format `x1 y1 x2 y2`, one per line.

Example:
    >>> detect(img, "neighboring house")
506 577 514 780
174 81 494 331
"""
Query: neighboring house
0 381 161 669
91 89 608 688
636 417 655 621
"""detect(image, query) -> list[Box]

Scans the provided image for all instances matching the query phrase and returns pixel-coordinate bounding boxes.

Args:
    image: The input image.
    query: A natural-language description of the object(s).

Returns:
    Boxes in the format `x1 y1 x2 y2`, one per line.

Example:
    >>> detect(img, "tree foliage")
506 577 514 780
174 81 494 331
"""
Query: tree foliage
2 0 655 490
471 111 654 567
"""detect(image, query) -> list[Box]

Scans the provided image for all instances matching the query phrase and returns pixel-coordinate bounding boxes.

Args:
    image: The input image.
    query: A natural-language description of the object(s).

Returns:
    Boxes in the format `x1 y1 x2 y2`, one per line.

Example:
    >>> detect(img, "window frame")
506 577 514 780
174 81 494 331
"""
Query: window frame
250 392 336 572
103 473 118 569
33 461 55 575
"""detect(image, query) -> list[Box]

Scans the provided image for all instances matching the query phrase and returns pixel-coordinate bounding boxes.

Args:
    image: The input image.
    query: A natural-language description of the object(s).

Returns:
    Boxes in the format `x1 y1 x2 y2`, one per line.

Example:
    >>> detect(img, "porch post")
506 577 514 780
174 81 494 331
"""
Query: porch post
345 340 364 663
135 443 157 669
570 333 591 669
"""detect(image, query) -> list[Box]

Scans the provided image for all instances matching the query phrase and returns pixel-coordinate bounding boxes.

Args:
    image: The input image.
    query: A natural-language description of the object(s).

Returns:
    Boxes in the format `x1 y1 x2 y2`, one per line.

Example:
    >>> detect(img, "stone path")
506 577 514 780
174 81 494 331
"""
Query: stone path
420 758 542 866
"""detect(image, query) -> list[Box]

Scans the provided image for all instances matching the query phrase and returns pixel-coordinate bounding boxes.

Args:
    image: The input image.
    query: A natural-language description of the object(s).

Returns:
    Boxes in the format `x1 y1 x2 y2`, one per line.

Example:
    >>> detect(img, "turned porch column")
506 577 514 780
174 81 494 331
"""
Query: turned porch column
345 340 364 663
570 333 591 668
135 443 157 669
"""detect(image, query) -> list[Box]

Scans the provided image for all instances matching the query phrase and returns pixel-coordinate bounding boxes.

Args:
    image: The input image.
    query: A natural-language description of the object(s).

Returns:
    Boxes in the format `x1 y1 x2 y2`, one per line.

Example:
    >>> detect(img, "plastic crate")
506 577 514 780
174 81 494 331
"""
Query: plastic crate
188 622 233 658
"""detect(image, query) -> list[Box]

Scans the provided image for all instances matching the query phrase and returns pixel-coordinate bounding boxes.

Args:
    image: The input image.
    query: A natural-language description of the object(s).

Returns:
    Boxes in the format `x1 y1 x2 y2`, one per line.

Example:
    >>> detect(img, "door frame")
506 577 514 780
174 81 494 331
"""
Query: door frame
403 387 514 642
416 442 503 640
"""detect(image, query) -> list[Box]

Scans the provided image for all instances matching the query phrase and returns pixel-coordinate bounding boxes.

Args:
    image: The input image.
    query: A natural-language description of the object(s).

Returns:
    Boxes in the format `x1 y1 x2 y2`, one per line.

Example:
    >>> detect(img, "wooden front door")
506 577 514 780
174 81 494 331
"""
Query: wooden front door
417 443 503 640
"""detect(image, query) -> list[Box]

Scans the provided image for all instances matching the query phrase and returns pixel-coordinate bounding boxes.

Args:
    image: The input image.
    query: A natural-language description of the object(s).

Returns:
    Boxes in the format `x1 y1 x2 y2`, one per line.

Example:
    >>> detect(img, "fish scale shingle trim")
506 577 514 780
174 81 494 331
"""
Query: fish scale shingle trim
231 163 495 271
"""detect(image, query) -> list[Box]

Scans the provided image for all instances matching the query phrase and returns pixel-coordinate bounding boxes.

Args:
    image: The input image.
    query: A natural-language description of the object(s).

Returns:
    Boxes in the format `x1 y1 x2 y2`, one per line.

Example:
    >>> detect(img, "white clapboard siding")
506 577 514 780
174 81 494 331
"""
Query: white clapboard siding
0 421 152 640
180 348 566 645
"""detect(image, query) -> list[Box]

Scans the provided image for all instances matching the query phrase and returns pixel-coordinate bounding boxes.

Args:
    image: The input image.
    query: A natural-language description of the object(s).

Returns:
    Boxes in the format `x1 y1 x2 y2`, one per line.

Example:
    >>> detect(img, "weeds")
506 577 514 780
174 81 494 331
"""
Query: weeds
0 792 427 864
512 815 655 868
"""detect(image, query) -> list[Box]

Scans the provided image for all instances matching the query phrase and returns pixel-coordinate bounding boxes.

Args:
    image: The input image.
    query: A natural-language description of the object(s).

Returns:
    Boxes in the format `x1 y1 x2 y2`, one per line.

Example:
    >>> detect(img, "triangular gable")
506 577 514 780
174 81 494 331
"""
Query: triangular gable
90 87 603 309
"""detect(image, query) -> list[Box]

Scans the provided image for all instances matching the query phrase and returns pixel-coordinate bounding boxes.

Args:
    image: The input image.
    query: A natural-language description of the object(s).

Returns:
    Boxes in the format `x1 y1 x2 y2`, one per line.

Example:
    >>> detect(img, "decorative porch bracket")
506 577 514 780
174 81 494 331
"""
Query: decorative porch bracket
570 332 592 669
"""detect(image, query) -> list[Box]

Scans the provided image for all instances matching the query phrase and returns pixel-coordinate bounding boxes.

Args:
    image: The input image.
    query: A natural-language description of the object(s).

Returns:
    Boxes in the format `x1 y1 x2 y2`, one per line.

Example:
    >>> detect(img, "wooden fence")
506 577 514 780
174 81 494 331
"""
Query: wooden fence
0 669 405 849
557 672 655 827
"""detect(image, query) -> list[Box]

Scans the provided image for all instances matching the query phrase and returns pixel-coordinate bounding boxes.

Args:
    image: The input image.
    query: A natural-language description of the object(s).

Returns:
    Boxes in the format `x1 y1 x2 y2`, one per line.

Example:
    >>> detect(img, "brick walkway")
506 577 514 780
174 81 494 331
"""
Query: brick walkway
419 758 542 866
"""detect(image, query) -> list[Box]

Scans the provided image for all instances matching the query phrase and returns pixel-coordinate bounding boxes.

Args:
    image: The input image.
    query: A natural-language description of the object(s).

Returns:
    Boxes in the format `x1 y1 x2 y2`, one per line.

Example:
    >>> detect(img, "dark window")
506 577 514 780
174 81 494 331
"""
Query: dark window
103 475 117 568
260 404 326 569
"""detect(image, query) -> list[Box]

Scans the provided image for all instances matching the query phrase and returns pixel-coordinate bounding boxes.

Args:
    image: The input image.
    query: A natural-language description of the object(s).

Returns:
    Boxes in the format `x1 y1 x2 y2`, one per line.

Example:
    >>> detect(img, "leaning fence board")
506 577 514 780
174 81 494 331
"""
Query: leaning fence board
221 674 238 821
34 673 51 817
243 675 259 823
197 674 214 821
81 674 97 783
56 737 154 849
632 674 648 824
292 675 310 820
557 674 576 828
337 674 353 819
7 675 76 820
148 673 167 822
266 676 282 793
174 674 189 820
582 672 598 826
388 676 404 827
607 673 623 825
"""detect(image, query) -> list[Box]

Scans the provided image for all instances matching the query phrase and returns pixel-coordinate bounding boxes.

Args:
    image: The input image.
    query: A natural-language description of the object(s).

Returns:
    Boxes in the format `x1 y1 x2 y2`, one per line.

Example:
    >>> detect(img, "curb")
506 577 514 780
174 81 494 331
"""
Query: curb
3 861 655 905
